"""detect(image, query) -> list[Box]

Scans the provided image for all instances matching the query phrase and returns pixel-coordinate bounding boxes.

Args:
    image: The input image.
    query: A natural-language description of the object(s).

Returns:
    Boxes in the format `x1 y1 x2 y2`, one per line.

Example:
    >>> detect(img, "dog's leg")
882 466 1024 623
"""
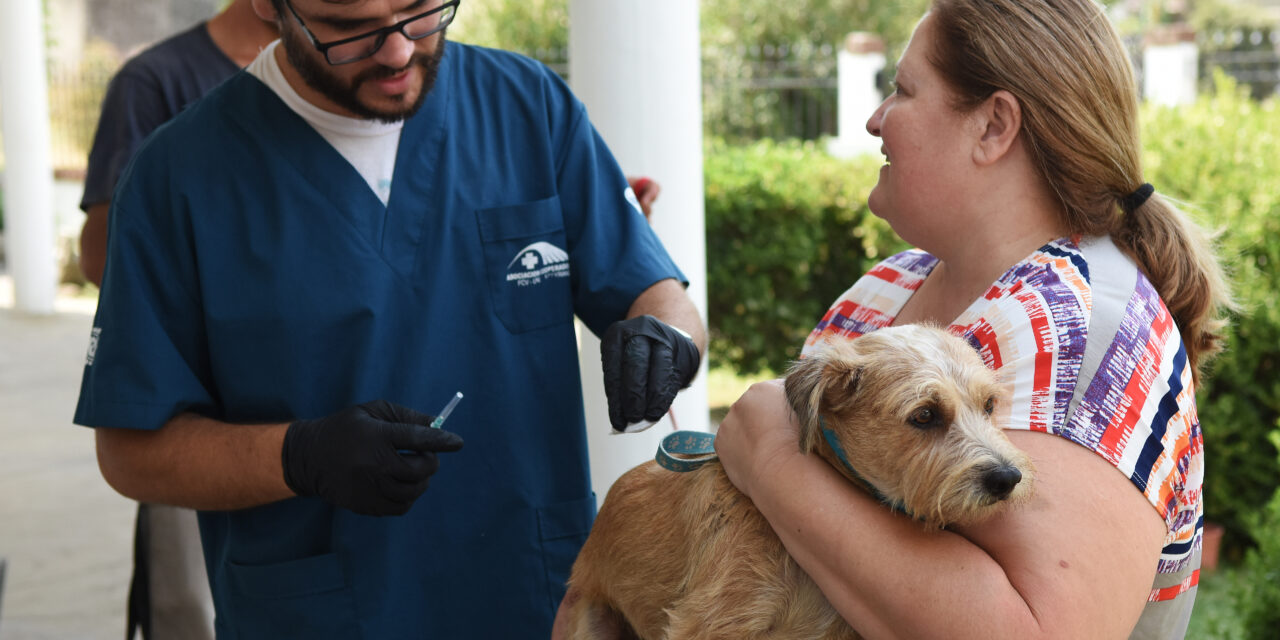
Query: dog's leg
564 596 637 640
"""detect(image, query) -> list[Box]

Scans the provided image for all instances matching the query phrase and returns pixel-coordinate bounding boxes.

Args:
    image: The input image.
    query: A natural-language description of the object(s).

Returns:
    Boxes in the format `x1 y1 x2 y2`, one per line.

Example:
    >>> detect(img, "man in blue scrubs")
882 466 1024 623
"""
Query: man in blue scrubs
74 0 705 637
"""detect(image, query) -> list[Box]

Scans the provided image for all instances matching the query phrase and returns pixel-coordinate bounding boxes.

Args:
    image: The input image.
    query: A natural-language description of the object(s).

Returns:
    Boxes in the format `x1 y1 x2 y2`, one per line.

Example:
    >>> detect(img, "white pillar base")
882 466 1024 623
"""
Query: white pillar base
1 0 58 314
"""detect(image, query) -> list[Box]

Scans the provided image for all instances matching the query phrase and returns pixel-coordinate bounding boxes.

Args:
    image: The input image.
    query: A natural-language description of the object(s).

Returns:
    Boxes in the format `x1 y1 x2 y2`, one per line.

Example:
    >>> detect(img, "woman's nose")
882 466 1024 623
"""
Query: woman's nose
866 98 888 137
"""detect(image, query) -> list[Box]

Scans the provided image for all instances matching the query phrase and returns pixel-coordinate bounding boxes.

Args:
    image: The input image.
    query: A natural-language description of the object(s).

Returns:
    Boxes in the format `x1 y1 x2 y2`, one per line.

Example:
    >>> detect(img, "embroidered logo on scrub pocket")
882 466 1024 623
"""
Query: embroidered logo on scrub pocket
506 241 570 287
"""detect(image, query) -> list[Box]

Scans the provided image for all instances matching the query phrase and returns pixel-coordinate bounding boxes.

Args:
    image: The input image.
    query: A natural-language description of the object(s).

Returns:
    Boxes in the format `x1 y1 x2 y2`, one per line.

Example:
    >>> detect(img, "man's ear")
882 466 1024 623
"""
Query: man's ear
251 0 280 22
972 89 1022 167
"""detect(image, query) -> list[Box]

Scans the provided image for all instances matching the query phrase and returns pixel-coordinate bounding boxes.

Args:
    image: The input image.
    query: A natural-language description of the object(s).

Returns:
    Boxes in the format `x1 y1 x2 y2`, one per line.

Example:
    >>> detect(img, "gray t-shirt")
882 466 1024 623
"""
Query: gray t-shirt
80 22 239 210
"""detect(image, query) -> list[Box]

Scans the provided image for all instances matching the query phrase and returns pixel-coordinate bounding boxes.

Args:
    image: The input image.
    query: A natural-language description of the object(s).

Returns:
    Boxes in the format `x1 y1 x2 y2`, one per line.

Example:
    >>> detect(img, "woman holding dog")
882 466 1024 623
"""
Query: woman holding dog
716 0 1231 638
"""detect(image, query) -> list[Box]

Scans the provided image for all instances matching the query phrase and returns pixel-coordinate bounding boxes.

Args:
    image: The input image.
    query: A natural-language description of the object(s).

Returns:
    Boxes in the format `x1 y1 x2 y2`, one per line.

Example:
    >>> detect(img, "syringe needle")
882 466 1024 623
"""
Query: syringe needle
429 392 464 429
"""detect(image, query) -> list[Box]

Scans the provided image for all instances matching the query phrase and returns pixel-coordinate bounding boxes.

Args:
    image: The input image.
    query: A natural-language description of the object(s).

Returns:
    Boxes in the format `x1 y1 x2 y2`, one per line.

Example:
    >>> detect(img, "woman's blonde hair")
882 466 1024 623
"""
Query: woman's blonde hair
927 0 1233 382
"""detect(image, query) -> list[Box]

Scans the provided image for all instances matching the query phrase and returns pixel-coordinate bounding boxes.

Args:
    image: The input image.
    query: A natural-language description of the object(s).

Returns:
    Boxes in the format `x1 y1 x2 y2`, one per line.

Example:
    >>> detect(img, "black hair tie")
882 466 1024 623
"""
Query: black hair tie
1121 183 1155 213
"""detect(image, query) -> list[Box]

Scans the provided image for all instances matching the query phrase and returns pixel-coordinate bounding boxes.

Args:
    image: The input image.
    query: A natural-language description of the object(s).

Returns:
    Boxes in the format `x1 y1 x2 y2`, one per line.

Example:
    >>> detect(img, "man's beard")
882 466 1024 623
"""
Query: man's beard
284 31 446 124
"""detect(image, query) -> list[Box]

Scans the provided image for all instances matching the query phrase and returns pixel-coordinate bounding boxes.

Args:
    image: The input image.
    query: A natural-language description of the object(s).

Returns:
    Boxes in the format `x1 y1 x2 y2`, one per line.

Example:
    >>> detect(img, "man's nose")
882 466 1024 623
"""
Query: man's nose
373 30 416 69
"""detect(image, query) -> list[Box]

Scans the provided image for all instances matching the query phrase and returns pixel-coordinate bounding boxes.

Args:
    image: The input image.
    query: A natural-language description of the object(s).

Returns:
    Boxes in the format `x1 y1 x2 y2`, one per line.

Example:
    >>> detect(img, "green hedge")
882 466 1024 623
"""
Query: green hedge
1141 73 1280 560
704 138 907 375
1235 431 1280 639
703 75 1280 561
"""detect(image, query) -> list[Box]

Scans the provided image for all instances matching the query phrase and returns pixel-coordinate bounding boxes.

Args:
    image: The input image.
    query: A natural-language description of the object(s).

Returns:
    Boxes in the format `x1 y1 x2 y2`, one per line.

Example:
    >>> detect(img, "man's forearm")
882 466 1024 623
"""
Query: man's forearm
626 278 707 358
95 412 295 510
79 203 110 287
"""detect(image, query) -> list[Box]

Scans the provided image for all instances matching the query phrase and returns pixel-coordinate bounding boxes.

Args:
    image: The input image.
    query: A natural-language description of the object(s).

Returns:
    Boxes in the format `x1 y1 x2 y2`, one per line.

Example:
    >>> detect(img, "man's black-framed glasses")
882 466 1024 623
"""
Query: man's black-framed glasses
283 0 460 66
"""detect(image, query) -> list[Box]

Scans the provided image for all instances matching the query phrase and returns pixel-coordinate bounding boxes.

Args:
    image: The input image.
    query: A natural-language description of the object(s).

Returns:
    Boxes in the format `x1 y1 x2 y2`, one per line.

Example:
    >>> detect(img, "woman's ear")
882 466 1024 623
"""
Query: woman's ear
972 90 1022 167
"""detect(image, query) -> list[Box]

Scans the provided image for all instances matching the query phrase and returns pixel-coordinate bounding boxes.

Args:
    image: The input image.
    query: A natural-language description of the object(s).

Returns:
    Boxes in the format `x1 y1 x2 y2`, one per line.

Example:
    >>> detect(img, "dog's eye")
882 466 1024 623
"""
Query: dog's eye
909 407 938 428
984 397 995 415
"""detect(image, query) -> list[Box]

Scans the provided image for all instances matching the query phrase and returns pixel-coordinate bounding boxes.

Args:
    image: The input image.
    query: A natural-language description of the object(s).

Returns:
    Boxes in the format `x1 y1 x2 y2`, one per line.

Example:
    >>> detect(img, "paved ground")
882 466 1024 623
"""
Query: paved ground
0 276 135 640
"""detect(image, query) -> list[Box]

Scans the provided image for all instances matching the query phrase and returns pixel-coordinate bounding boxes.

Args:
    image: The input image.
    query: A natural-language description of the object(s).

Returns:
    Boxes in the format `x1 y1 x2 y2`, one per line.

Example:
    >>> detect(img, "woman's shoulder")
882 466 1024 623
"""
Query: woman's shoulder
967 235 1192 442
801 250 936 352
968 236 1175 355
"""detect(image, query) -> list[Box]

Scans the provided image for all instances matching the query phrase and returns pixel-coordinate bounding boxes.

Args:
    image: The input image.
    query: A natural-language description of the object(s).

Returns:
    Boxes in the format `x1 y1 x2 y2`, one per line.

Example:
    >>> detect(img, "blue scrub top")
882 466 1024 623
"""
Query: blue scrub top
75 43 686 639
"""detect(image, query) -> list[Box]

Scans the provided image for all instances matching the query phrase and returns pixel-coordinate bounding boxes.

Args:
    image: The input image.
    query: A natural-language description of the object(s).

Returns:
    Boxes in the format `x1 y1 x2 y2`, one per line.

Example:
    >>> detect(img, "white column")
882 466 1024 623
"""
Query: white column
569 0 709 503
1143 24 1199 107
1 0 58 314
827 32 885 159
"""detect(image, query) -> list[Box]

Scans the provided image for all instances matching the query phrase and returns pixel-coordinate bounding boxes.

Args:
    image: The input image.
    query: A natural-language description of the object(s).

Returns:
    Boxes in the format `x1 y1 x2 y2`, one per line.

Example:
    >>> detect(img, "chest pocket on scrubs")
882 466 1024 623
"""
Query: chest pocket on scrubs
477 196 574 333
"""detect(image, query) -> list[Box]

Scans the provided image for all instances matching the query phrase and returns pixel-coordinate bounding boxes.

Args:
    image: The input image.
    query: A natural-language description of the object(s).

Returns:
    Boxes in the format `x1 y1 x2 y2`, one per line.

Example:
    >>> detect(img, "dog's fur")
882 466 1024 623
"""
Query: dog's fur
564 325 1035 639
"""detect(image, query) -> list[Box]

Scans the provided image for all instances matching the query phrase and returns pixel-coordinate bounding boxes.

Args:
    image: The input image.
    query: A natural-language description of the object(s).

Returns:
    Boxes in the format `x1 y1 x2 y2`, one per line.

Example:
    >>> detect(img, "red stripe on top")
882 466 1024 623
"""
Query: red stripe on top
988 279 1022 301
807 300 896 346
1018 290 1055 433
1148 569 1199 602
969 322 1003 371
817 302 849 327
1098 307 1174 460
866 264 923 290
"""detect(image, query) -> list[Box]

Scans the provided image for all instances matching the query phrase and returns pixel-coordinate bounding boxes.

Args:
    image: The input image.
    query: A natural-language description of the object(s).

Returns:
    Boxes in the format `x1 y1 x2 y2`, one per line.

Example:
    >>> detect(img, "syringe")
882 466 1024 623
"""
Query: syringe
430 392 464 429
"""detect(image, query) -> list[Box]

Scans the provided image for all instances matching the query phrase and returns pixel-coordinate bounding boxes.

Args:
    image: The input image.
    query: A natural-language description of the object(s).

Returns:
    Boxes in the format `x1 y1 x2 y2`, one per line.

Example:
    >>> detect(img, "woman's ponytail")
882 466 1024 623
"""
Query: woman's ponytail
1114 193 1234 382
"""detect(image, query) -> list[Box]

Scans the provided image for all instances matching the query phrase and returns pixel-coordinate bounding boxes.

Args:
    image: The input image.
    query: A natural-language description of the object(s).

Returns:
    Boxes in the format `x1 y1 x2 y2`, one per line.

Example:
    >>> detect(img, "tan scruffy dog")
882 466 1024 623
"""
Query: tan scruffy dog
563 324 1035 639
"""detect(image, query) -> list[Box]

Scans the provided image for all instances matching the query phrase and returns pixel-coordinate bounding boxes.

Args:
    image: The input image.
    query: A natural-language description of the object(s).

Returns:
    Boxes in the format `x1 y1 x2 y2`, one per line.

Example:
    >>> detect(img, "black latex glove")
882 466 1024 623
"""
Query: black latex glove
282 400 464 516
601 315 700 432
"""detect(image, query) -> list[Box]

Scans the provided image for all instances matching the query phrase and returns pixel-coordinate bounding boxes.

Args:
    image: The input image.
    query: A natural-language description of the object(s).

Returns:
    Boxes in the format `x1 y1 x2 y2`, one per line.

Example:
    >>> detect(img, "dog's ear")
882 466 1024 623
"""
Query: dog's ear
784 346 862 454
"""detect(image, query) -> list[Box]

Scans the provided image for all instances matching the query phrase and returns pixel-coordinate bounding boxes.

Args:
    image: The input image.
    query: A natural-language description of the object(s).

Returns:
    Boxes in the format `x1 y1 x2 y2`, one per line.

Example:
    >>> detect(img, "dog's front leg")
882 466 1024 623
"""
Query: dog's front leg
558 588 635 640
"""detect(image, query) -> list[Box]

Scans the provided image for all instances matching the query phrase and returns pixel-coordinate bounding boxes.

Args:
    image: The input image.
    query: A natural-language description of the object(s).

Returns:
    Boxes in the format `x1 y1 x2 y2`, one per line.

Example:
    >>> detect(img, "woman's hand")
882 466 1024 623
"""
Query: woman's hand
714 379 804 500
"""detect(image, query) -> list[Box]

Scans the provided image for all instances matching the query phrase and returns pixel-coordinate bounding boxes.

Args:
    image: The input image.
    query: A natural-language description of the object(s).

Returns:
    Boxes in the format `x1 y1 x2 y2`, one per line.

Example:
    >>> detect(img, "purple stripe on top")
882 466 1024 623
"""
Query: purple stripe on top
1070 278 1163 458
890 250 939 277
831 311 888 337
998 241 1089 429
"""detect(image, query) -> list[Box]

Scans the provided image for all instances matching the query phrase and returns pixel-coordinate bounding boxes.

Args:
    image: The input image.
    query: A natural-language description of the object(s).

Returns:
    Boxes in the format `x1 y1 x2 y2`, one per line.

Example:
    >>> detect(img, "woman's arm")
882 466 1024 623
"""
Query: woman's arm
715 380 1167 640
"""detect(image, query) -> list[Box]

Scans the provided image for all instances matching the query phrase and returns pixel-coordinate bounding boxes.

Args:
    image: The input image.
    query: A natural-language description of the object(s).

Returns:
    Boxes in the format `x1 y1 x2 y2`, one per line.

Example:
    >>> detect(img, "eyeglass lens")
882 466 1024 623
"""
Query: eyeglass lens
327 4 457 64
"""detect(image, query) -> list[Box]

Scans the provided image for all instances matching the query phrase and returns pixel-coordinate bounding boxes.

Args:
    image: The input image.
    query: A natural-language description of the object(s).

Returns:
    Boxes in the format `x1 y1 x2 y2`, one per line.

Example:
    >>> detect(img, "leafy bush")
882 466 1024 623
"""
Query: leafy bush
1187 564 1246 640
704 138 906 375
1234 431 1280 639
448 0 567 53
1141 73 1280 559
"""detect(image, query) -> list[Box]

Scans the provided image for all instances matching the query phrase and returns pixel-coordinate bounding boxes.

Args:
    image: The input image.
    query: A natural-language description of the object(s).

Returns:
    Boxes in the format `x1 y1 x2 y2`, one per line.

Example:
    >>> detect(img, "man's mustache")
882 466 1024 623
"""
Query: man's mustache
355 54 432 85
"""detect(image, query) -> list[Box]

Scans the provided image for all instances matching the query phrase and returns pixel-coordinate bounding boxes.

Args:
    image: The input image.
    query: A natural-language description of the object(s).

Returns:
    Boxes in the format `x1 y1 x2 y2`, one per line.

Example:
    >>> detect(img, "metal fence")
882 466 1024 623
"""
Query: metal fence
476 44 841 142
47 60 115 174
32 33 1280 172
1201 28 1280 98
701 43 839 142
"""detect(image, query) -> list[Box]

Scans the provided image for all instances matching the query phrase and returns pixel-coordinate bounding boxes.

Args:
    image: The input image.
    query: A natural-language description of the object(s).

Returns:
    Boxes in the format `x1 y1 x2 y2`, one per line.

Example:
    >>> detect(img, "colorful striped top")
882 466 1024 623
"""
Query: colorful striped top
802 236 1201 638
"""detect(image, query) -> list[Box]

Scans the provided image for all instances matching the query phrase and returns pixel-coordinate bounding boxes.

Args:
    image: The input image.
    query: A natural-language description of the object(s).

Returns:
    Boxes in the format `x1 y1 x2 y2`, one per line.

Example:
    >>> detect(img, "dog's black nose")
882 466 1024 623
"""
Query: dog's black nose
983 466 1023 500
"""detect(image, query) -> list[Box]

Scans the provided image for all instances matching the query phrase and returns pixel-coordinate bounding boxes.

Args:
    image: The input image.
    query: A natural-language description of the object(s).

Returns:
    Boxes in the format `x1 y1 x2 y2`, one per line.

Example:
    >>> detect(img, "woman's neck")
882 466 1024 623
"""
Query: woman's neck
895 178 1067 328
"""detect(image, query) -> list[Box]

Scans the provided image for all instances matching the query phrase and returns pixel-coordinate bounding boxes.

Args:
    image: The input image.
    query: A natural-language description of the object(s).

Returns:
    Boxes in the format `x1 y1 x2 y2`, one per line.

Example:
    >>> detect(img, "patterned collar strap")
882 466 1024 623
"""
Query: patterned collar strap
656 425 913 519
656 430 718 472
819 417 911 517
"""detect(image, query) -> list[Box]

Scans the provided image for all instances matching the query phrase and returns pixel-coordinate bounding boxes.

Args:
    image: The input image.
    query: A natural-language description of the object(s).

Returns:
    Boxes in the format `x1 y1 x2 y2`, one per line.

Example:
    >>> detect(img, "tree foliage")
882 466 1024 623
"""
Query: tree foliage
449 0 932 62
700 0 928 56
448 0 568 52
